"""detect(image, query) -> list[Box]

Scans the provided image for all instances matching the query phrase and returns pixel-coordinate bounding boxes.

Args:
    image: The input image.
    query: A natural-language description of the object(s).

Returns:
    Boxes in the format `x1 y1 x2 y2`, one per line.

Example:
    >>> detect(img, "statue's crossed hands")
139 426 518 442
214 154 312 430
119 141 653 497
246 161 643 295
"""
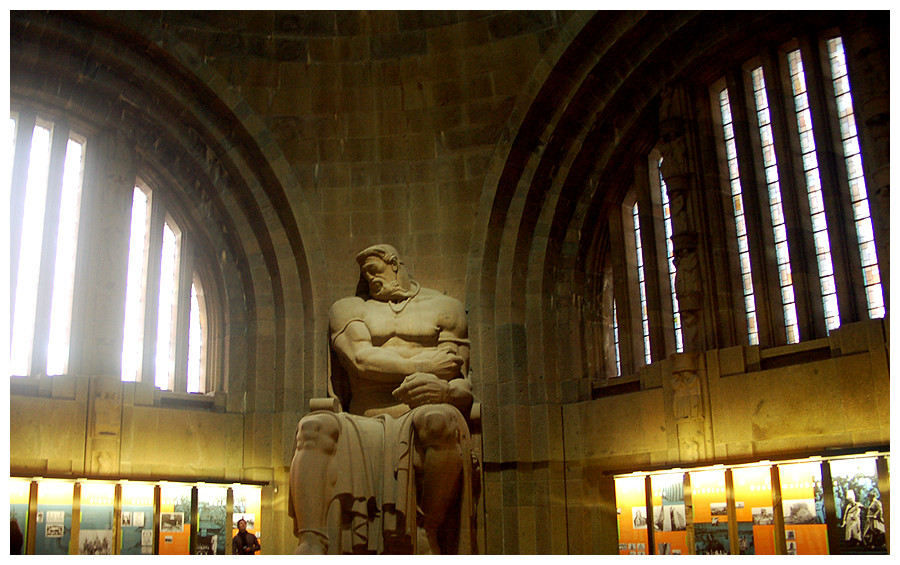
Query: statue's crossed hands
392 372 451 408
410 348 463 380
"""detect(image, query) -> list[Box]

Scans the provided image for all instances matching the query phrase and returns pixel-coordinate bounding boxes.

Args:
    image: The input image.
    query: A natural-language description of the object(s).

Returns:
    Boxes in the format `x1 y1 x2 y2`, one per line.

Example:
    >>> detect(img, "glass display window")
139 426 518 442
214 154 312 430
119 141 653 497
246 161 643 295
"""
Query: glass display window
158 483 192 555
778 461 827 554
731 465 775 555
614 475 650 555
78 482 115 554
231 484 263 554
650 472 688 555
829 456 885 554
197 484 228 554
35 480 74 555
689 469 729 555
120 483 155 555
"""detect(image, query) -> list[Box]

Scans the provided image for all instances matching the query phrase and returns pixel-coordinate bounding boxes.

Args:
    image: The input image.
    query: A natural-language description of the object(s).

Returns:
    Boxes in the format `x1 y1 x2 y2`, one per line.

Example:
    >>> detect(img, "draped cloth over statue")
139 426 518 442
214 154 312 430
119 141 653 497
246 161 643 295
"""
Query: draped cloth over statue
289 404 477 554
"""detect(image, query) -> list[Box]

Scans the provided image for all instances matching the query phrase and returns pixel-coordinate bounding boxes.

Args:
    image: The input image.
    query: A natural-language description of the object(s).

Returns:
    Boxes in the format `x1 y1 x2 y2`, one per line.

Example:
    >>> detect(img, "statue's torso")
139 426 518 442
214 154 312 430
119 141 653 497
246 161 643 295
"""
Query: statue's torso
341 290 455 416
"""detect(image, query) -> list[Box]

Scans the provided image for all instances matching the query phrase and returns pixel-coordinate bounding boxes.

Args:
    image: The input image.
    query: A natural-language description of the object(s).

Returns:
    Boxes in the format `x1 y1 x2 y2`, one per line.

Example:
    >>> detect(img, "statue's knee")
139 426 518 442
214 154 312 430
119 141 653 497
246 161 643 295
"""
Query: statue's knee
297 414 341 455
414 405 461 446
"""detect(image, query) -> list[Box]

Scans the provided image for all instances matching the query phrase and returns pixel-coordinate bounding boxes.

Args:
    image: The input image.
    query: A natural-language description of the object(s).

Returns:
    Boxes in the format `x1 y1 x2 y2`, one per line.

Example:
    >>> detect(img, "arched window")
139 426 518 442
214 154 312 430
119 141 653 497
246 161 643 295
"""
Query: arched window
711 31 884 347
9 110 212 393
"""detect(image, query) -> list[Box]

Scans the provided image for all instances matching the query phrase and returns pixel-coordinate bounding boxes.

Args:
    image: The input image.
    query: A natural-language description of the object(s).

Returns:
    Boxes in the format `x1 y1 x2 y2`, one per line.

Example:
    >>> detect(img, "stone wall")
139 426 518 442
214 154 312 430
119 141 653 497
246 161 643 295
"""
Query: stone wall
8 10 889 555
562 318 889 553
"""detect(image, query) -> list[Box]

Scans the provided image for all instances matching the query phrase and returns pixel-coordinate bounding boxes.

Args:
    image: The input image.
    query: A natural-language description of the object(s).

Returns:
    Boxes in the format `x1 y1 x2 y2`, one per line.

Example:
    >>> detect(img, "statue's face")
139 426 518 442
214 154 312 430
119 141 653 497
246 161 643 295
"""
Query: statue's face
361 255 400 300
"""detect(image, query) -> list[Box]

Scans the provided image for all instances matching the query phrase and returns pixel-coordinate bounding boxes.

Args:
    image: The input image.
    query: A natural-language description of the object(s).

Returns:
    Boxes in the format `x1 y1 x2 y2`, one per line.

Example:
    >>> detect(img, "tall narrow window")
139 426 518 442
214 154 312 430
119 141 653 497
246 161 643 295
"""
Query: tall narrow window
9 119 85 377
718 88 760 345
787 49 840 331
10 123 52 376
46 136 85 375
751 67 800 344
155 221 180 389
187 282 204 393
120 183 205 392
632 203 652 364
10 108 213 391
121 187 149 382
658 160 684 352
612 301 622 375
826 37 885 319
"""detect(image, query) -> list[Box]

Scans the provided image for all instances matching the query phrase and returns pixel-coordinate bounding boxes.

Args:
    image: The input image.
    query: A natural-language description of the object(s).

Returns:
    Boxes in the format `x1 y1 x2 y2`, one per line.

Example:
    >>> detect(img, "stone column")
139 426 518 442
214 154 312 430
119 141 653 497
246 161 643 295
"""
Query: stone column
658 85 704 353
85 377 123 476
72 130 136 377
668 352 711 463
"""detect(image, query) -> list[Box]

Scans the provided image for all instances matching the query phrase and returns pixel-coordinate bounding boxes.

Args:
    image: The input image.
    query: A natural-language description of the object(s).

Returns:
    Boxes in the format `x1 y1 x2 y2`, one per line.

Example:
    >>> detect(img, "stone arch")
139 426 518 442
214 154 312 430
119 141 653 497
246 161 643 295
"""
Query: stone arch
464 11 854 553
10 11 329 408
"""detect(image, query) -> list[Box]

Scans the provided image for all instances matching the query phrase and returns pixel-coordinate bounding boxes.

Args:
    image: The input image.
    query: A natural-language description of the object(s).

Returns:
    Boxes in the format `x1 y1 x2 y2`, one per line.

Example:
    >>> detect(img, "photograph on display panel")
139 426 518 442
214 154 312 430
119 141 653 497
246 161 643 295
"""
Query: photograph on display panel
830 457 886 554
160 512 184 533
79 530 113 555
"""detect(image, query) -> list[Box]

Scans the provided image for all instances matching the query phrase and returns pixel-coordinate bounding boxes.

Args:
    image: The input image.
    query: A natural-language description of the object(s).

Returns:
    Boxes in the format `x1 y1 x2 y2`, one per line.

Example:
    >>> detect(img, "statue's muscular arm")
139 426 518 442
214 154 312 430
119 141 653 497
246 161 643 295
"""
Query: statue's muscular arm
394 294 474 414
329 296 464 384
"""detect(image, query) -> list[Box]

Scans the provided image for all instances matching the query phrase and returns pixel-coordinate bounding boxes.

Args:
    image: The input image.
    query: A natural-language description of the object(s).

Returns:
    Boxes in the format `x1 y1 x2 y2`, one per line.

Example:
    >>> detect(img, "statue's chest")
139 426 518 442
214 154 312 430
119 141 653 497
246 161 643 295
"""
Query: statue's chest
365 302 440 344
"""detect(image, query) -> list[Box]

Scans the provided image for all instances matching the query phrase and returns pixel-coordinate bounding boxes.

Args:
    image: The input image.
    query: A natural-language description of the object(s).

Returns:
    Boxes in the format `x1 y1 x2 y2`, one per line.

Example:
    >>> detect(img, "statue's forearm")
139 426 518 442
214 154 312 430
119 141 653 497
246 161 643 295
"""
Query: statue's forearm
353 347 418 382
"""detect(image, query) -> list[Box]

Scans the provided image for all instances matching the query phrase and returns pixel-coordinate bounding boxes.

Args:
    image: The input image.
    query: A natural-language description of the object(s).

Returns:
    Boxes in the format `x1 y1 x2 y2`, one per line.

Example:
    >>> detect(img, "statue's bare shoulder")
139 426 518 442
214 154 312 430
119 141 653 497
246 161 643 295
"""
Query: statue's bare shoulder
418 288 468 335
329 296 368 335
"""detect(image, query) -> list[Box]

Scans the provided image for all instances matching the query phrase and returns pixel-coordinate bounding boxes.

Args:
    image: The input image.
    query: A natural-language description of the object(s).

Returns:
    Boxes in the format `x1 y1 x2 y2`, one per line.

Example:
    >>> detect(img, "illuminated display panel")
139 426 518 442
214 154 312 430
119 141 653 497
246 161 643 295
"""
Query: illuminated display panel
78 482 115 555
121 483 155 555
778 461 828 554
232 484 263 554
35 480 74 555
614 476 650 555
690 469 730 555
158 483 192 555
10 478 31 549
732 465 775 555
650 472 687 555
197 485 228 555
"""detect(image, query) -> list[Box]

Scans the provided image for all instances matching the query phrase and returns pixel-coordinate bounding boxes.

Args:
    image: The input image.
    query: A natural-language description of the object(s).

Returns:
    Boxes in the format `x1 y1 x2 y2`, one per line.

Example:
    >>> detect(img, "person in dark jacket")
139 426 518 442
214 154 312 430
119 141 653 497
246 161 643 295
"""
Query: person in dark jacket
11 519 24 554
232 519 260 555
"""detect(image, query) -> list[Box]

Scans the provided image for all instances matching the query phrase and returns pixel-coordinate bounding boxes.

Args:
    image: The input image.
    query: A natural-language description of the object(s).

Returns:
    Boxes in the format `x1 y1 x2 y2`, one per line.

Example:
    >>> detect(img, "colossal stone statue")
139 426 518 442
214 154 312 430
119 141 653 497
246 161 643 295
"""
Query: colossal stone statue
289 244 478 555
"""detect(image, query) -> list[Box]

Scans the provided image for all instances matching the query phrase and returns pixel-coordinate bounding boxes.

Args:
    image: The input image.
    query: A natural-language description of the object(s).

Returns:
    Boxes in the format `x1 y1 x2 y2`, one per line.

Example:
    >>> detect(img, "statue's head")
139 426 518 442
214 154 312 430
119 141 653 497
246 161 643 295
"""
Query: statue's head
355 244 416 301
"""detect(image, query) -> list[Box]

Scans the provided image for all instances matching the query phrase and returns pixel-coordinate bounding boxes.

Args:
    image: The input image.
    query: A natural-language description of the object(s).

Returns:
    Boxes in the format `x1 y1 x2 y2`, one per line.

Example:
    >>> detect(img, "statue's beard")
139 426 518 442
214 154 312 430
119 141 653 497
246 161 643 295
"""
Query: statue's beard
370 278 415 302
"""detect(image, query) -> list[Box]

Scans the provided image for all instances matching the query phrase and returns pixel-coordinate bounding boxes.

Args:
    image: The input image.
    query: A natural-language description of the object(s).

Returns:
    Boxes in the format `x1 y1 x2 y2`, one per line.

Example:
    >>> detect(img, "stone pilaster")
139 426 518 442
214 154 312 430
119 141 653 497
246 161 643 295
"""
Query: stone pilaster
658 85 704 353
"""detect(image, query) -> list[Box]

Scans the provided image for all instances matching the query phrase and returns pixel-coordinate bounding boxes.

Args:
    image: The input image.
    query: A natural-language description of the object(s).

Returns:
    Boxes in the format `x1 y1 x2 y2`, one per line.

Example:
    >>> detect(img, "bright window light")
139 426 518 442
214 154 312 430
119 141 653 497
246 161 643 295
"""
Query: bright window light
751 67 800 344
787 49 840 332
187 282 203 393
46 137 85 375
10 124 52 376
826 37 884 320
121 187 149 382
718 88 759 345
155 221 179 389
658 159 684 352
633 203 652 364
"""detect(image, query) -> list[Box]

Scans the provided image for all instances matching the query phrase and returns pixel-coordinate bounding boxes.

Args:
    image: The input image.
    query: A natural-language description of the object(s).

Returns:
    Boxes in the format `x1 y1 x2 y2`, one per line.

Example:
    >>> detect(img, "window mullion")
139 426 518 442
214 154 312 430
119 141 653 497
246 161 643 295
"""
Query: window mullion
141 192 165 385
173 238 194 393
30 123 71 376
9 111 37 335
